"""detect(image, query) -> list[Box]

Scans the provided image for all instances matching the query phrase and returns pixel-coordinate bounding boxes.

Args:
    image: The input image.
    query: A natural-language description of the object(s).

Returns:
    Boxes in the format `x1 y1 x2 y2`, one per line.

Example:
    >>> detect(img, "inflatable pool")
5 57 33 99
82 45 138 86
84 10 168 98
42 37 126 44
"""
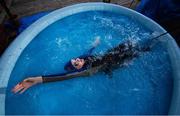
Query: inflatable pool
0 3 180 115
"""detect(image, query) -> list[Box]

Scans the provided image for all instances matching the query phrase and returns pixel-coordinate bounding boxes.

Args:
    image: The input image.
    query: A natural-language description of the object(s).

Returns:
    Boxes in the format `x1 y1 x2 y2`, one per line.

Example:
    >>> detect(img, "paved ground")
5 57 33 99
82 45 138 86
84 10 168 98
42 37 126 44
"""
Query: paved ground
10 0 136 18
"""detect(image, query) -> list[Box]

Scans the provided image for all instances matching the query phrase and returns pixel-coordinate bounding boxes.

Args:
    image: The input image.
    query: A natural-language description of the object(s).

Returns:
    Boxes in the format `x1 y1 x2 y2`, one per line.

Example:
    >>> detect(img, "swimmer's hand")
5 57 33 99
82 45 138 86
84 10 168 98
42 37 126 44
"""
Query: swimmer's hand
12 76 42 94
93 36 101 47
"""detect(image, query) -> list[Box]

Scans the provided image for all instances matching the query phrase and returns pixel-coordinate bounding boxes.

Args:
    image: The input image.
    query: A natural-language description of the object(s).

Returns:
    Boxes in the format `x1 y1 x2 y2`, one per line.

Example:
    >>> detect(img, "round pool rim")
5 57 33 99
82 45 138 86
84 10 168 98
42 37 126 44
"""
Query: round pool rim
0 2 180 115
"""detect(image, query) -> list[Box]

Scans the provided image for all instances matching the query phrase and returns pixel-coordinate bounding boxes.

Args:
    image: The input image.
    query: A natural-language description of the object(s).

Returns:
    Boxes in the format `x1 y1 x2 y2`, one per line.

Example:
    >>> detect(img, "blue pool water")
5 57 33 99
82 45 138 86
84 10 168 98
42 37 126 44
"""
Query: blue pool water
5 11 173 115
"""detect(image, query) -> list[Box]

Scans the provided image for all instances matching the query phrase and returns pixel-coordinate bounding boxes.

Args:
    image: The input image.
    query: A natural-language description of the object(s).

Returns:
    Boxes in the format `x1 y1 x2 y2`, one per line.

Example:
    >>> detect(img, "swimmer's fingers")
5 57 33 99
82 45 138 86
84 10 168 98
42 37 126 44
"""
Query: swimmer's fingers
19 87 28 94
12 84 24 93
12 83 21 91
12 83 22 92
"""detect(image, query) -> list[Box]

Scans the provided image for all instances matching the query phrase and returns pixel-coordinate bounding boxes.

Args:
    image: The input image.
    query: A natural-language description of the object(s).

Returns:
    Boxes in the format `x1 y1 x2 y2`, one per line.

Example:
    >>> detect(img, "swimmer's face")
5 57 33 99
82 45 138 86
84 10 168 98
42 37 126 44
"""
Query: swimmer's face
71 58 85 69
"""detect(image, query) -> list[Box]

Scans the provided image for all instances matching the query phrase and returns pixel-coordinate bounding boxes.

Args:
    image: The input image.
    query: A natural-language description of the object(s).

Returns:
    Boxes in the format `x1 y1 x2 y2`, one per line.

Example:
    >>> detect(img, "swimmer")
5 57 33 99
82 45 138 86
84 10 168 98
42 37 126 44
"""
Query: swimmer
12 37 151 94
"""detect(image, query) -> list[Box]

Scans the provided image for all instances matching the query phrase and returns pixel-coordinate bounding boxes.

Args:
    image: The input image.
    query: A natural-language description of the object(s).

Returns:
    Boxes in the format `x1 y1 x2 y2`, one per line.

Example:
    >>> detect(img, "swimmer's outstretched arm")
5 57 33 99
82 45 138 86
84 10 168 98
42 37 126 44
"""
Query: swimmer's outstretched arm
12 38 101 94
42 70 90 83
12 70 91 94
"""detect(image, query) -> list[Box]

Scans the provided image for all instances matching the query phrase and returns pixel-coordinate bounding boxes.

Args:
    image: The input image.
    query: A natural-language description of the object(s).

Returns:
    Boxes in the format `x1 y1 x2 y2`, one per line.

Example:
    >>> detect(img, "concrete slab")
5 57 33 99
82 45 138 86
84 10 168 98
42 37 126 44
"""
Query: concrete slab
9 0 133 18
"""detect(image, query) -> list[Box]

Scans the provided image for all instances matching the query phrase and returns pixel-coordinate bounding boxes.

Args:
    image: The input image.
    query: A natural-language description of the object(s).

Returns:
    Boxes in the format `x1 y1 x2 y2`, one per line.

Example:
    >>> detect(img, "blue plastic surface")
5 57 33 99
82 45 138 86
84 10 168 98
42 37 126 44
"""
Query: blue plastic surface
0 2 179 115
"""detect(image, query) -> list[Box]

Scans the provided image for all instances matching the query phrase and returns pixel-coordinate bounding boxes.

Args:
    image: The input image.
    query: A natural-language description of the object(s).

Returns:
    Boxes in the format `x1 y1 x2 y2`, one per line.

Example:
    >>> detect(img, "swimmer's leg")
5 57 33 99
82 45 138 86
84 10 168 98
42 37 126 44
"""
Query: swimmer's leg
138 32 165 52
135 38 156 52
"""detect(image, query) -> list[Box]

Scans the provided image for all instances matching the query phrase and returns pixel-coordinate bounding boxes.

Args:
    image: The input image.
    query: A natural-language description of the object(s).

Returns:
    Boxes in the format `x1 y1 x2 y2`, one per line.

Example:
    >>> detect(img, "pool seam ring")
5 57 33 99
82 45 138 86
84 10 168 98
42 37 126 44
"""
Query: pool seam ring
0 2 180 115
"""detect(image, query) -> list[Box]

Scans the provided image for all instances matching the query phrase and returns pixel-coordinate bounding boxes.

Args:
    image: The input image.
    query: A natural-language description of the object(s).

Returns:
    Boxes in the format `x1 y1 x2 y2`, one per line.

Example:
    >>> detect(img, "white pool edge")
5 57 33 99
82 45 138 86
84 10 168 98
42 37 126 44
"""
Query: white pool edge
0 2 179 115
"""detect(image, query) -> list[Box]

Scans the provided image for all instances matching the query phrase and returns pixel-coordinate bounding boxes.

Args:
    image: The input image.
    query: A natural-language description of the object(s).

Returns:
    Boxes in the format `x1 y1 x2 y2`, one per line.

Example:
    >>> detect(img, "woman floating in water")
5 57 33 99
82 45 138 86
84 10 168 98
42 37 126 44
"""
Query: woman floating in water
12 37 151 94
